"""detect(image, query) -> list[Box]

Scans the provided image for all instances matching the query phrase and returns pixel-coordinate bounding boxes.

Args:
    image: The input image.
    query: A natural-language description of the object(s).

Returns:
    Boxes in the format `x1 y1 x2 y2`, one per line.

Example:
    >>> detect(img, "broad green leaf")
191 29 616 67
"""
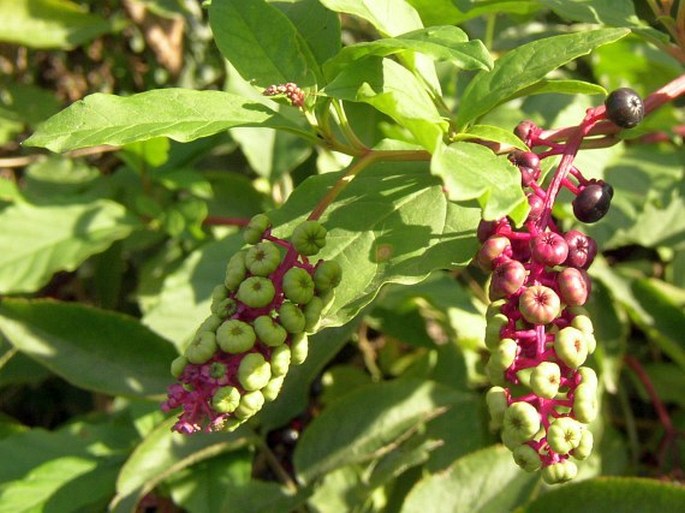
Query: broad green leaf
516 79 607 98
166 450 252 513
111 417 250 513
0 0 111 49
24 89 312 153
324 26 492 77
431 141 528 223
400 445 538 513
406 0 540 25
141 234 245 350
320 0 423 37
0 456 118 513
293 378 461 483
456 28 630 128
323 58 447 152
261 320 360 431
274 0 341 66
520 477 685 513
541 0 645 27
643 362 685 408
0 298 178 398
268 160 482 327
209 0 321 87
0 199 140 293
454 125 528 151
219 480 307 513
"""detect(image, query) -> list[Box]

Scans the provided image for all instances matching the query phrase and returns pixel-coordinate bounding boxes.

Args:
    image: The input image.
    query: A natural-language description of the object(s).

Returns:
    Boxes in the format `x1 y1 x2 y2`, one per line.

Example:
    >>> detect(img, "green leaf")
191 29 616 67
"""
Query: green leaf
399 445 538 513
293 378 461 483
0 456 118 513
219 480 307 513
520 477 685 513
0 298 178 399
323 58 447 152
406 0 540 26
0 0 112 49
516 79 607 98
24 89 311 153
541 0 644 27
274 0 341 66
456 28 630 128
324 25 493 77
454 125 528 151
0 199 140 293
208 0 321 87
431 141 528 223
111 417 250 513
141 234 245 349
268 160 482 327
320 0 423 37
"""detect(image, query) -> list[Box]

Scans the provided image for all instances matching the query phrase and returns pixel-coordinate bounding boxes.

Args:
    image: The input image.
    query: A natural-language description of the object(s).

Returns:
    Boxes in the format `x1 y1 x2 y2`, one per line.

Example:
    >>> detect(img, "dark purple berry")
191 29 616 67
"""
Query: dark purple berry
572 181 613 223
509 151 541 187
530 232 569 267
604 87 644 129
563 230 598 269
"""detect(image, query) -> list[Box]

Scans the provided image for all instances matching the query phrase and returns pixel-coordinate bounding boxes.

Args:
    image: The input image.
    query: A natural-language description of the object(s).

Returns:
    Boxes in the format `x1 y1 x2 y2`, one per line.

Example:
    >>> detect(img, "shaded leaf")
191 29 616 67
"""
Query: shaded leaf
320 0 423 37
25 89 311 153
293 378 462 483
0 199 139 293
0 0 111 49
0 298 177 399
521 477 685 513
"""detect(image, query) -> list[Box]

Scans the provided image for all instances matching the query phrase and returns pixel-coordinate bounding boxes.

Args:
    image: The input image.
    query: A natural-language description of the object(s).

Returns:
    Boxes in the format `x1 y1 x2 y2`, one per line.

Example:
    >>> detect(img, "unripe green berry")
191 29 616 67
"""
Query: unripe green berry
209 361 227 379
216 319 256 354
290 333 309 365
530 361 561 399
542 459 577 484
197 314 222 334
573 383 598 423
500 428 522 451
513 444 542 472
486 386 508 430
224 251 247 291
571 429 594 460
485 299 507 320
492 338 518 369
234 390 265 420
485 357 506 386
571 314 594 334
245 241 281 276
238 353 272 391
283 267 315 304
212 386 241 413
219 418 243 432
254 315 287 347
270 344 291 376
577 366 598 389
303 296 324 332
237 276 276 308
170 355 188 378
554 327 589 369
292 220 327 256
278 302 306 334
243 214 271 245
262 375 286 402
185 331 218 364
503 401 541 444
313 260 342 292
485 313 509 350
547 417 584 454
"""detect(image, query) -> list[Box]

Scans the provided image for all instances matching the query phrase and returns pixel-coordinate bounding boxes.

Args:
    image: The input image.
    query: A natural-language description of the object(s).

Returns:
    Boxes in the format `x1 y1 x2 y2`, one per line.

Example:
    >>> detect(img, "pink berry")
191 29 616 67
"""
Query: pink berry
530 232 569 267
557 267 591 306
563 230 598 269
489 260 527 300
476 235 512 271
518 285 561 325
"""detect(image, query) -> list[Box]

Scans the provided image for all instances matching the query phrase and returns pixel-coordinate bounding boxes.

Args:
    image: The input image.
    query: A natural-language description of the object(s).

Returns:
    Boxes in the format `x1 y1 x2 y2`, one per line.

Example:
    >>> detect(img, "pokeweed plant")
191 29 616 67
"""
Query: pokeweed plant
1 0 685 512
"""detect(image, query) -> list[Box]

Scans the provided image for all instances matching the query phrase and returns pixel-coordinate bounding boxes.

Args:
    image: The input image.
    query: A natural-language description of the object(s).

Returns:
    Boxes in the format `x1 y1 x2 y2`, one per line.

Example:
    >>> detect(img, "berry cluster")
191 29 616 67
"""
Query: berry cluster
162 215 342 433
263 82 306 108
479 89 644 483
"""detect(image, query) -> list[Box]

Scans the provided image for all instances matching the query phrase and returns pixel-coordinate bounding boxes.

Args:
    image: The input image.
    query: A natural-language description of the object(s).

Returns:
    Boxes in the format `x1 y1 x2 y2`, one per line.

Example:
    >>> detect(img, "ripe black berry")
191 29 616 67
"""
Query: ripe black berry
572 181 614 223
604 88 644 129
